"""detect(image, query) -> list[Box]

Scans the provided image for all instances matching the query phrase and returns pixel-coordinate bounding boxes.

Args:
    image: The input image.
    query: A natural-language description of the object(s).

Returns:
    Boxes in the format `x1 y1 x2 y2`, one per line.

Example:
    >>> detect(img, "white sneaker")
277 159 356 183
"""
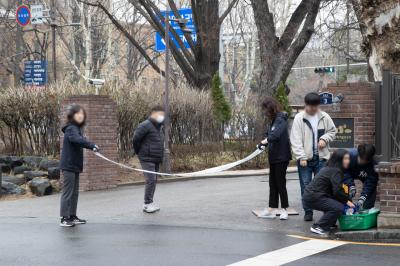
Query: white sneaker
258 208 277 219
143 203 160 213
280 209 288 220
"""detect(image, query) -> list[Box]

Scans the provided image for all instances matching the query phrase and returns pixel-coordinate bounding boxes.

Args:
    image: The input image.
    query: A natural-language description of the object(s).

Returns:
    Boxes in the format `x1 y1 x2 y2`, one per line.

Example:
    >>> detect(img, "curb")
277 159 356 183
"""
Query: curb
334 229 400 242
118 168 298 187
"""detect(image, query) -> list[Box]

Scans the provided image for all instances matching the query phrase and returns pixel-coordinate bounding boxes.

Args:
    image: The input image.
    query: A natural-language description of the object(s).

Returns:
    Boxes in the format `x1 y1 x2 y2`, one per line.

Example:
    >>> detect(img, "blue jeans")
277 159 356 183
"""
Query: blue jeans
297 155 326 214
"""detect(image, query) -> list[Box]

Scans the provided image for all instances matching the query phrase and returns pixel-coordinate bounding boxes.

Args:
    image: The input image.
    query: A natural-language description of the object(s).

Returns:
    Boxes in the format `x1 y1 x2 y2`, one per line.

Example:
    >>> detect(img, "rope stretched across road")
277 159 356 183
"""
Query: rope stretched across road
94 149 264 177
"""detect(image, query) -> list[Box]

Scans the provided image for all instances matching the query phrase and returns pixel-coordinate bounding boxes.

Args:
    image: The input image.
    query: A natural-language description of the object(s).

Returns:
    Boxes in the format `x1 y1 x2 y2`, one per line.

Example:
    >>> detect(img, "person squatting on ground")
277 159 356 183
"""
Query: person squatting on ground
133 105 165 213
59 104 100 227
257 97 292 220
303 149 355 235
290 92 337 222
343 144 378 210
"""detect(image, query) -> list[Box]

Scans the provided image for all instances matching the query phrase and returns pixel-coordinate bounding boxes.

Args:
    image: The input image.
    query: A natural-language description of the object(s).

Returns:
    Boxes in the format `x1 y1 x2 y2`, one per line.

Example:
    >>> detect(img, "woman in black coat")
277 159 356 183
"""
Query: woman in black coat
257 97 291 220
303 149 355 235
59 104 99 227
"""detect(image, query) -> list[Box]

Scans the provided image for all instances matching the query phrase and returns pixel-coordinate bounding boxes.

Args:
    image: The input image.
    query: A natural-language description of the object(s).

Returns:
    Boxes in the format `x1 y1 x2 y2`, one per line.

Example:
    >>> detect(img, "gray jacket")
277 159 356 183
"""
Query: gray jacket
290 110 337 161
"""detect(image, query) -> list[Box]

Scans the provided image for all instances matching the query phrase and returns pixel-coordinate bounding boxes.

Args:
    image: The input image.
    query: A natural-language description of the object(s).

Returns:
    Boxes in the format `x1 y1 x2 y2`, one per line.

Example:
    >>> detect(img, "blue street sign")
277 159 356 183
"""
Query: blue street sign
16 5 31 26
24 60 47 87
155 8 197 52
320 92 333 105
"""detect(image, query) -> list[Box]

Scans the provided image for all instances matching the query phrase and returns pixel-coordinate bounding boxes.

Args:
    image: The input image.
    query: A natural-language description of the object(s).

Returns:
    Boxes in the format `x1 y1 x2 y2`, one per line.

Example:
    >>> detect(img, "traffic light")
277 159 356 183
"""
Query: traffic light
314 67 335 74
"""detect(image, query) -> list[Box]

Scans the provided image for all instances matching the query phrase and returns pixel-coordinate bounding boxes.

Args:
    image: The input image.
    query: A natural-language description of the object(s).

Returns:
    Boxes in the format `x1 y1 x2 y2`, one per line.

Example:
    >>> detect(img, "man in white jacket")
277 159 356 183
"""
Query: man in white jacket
290 92 337 222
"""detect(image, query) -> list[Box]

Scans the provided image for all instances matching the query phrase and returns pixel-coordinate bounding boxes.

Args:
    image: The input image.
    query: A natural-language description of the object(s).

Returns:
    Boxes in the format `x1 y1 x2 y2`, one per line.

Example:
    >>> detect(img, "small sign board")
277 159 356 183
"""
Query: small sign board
31 4 44 25
331 118 354 148
24 60 47 88
155 8 197 52
16 5 31 26
320 92 333 105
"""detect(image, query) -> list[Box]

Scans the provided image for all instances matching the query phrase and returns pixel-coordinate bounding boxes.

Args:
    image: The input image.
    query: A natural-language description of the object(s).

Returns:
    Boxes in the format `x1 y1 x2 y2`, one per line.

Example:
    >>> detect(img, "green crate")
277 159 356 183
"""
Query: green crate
339 209 380 231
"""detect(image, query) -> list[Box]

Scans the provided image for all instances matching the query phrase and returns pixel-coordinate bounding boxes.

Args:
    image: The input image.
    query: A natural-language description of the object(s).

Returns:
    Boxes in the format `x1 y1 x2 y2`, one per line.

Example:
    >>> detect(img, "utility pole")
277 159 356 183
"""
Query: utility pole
50 0 57 82
163 1 171 173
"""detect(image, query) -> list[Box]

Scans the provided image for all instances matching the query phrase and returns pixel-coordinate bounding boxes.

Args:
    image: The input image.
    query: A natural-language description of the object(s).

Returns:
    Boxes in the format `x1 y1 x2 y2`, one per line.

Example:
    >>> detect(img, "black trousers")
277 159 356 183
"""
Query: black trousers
269 161 289 208
304 196 343 230
60 171 80 217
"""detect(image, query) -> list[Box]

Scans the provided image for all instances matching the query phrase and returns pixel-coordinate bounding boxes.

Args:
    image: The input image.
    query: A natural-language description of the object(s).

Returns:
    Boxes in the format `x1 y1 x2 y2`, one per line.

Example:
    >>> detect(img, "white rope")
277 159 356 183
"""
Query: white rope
94 149 264 177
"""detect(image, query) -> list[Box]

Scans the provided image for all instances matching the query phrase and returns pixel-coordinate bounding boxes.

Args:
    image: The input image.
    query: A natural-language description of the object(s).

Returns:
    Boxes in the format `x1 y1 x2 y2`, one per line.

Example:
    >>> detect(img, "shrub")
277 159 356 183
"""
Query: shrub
274 82 292 117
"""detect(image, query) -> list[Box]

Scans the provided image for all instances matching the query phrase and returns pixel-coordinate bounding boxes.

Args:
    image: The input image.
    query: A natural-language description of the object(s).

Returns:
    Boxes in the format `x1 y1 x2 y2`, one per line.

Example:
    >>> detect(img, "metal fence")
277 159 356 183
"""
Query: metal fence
376 70 400 161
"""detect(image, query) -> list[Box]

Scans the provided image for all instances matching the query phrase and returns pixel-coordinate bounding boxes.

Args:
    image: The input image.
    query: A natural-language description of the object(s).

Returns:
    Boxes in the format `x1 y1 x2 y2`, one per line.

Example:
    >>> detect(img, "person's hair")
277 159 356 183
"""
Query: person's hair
66 104 86 126
326 149 349 170
261 97 282 119
151 105 165 113
358 144 376 162
304 92 320 106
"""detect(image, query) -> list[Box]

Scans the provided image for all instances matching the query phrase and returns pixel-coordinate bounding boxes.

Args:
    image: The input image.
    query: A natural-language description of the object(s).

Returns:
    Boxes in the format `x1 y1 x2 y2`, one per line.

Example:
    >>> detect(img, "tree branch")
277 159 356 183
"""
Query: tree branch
219 0 240 25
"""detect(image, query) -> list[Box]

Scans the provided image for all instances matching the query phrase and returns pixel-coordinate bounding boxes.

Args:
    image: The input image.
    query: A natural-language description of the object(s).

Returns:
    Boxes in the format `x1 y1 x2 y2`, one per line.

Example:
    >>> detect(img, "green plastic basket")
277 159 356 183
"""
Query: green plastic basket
339 209 380 231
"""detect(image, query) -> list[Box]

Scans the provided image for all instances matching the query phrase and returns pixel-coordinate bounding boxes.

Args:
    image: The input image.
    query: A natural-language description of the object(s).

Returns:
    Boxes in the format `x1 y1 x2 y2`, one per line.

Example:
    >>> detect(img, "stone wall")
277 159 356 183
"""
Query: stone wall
60 95 118 191
322 82 376 146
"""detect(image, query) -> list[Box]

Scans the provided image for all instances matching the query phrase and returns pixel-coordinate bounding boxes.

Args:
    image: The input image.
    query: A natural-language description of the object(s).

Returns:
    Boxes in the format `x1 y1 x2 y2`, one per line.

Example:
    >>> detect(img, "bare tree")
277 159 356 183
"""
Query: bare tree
78 0 239 89
351 0 400 81
251 0 322 95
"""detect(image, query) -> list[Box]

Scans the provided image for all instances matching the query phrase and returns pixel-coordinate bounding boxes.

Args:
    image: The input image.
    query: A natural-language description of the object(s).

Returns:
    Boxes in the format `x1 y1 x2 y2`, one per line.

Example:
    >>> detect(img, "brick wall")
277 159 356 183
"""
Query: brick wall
375 162 400 228
322 82 376 146
60 95 118 191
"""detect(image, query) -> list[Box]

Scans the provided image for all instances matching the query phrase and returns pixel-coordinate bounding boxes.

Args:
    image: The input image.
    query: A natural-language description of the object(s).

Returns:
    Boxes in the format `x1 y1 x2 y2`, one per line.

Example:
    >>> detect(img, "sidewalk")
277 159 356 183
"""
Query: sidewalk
119 166 298 186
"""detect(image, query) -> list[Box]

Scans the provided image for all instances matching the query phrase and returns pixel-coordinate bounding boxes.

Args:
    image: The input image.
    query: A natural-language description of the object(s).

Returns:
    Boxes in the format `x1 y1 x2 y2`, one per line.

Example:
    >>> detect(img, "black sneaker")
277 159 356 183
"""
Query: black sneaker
304 212 313 221
310 225 328 235
60 217 75 227
71 216 87 225
330 224 338 230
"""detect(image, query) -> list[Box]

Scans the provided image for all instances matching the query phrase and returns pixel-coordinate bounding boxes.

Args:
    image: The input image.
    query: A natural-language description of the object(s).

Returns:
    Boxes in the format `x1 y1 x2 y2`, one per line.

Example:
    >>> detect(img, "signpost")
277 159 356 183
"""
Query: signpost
16 5 31 27
320 92 333 105
155 8 196 52
31 4 44 25
24 60 48 88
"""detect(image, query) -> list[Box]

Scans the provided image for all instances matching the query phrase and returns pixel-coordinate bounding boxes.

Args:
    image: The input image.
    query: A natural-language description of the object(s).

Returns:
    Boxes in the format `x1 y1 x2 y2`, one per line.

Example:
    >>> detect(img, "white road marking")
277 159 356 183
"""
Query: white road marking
228 239 346 266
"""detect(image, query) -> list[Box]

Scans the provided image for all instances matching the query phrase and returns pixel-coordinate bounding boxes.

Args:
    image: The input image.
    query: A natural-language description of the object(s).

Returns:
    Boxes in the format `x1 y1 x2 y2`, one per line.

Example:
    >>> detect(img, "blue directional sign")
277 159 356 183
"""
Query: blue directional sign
16 5 31 26
24 60 47 87
155 8 197 52
320 92 333 105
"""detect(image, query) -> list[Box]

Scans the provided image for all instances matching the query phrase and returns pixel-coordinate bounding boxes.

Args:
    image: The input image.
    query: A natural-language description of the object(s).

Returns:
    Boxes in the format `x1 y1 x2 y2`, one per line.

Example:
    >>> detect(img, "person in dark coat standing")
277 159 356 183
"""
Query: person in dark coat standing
303 149 355 235
133 105 165 213
257 97 292 220
59 104 99 227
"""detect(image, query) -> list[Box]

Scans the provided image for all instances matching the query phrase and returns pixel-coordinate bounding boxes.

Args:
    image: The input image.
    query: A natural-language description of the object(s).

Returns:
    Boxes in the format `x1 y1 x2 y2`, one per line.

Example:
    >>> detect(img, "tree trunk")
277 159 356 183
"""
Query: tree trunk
251 0 321 95
356 1 400 81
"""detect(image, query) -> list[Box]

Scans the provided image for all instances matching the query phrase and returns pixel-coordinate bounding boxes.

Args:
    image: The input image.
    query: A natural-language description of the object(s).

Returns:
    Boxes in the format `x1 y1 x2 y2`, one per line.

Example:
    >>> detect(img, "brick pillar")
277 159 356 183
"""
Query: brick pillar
375 162 400 229
61 95 118 191
322 82 376 146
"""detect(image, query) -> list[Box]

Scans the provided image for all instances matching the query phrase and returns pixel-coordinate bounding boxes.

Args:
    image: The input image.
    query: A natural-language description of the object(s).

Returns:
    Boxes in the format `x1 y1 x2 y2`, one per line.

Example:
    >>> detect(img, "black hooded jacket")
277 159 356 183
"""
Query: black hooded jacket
132 118 164 163
303 166 349 204
265 112 292 164
60 123 95 173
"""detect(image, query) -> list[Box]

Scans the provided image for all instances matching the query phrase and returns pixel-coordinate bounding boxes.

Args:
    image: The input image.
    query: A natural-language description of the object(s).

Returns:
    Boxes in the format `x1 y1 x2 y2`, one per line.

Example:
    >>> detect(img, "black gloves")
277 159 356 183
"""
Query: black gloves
257 143 267 150
92 145 100 153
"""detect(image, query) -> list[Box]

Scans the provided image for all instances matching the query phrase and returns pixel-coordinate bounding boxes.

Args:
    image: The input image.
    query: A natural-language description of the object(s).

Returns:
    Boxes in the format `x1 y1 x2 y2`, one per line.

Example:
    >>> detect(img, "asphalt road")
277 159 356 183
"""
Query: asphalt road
1 174 399 265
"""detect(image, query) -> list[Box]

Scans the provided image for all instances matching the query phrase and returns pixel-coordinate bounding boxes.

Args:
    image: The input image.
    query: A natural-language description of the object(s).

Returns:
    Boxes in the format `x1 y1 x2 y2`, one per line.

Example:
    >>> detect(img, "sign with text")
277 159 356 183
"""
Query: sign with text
155 8 196 52
24 60 47 88
320 92 333 105
331 118 354 148
31 4 44 25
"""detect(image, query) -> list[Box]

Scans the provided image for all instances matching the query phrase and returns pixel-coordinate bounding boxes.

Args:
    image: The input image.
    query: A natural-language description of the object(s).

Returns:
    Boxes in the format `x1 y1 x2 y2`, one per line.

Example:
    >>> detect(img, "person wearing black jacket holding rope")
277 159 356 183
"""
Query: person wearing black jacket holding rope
257 97 291 220
303 149 355 235
133 105 165 213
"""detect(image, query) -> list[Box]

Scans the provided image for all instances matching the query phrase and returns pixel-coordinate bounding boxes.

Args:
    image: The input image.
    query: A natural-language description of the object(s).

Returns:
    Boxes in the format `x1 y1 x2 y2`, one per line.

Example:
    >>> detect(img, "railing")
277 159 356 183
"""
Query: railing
376 70 400 161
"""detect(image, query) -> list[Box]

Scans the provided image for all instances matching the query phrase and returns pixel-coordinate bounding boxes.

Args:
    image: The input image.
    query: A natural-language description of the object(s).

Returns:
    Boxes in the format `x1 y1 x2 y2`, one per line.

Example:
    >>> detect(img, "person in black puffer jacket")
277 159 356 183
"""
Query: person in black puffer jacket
256 97 291 220
133 105 165 213
303 149 355 235
60 104 99 227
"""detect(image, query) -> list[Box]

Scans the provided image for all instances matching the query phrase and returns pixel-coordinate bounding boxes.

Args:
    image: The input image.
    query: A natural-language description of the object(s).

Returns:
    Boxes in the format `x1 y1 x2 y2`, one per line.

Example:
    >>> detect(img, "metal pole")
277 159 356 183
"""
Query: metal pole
163 2 172 173
51 0 57 82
